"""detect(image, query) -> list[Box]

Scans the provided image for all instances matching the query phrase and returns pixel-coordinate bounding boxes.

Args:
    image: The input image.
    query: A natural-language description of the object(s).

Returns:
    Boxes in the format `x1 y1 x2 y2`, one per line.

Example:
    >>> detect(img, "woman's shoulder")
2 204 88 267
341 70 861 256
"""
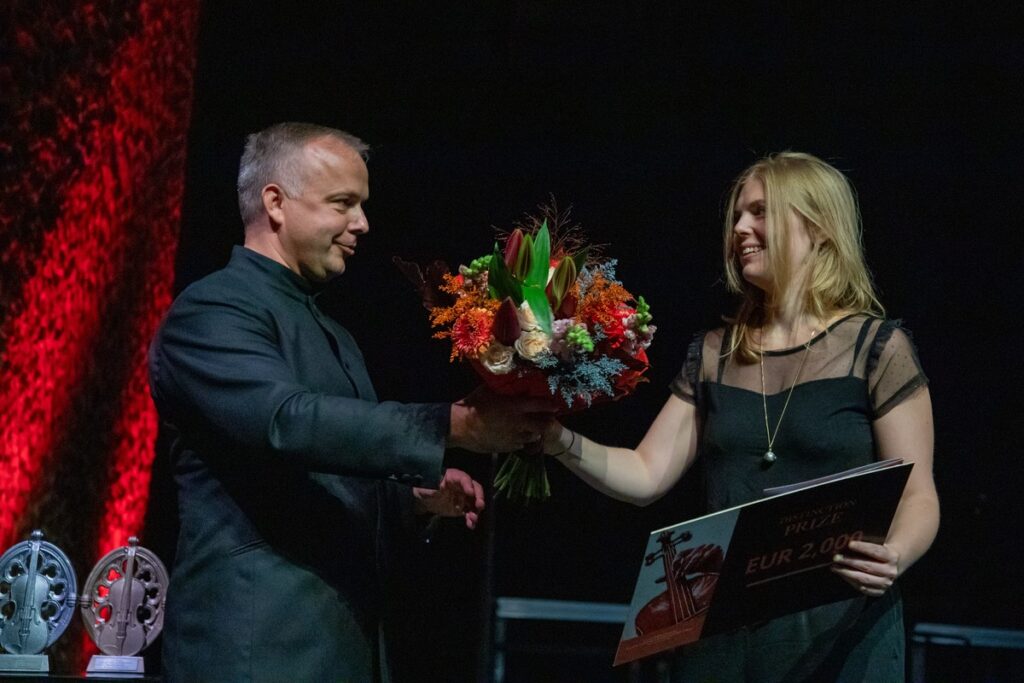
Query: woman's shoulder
867 317 922 363
829 311 896 345
830 313 924 379
687 325 728 357
838 314 918 346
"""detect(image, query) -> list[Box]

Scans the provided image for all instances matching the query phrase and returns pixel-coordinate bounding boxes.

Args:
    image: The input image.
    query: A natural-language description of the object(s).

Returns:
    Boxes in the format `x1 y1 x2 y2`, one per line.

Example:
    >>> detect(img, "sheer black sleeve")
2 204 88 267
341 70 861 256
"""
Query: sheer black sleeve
867 320 928 418
669 331 707 405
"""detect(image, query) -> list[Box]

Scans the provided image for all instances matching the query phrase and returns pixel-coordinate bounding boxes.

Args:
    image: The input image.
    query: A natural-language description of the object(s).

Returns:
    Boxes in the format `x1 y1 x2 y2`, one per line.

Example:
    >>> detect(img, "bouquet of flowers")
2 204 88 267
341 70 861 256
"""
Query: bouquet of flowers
397 212 655 501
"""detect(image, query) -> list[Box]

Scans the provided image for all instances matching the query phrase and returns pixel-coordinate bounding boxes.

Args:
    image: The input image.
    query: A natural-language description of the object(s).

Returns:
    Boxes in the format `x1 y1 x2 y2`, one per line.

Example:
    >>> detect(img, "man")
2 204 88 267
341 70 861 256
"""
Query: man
149 122 549 681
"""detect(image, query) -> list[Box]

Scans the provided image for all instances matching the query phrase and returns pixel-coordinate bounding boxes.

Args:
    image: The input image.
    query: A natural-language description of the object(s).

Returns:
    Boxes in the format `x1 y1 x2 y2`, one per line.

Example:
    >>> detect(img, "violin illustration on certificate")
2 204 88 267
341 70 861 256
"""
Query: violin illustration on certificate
615 509 738 666
633 530 722 638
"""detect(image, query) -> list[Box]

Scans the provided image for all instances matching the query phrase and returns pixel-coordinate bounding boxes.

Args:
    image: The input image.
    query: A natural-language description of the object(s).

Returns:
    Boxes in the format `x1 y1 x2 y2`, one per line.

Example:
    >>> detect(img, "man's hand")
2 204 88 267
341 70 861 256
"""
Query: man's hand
413 468 486 530
448 387 558 454
830 539 901 597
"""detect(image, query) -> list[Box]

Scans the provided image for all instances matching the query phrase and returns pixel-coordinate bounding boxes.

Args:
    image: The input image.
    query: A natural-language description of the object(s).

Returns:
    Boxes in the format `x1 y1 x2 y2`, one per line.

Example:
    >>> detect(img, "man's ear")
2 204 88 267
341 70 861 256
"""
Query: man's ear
262 183 286 228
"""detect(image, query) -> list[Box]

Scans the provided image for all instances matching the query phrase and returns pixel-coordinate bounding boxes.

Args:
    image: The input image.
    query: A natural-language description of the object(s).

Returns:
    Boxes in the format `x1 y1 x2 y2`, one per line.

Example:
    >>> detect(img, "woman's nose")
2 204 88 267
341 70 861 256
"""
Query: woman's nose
733 215 753 236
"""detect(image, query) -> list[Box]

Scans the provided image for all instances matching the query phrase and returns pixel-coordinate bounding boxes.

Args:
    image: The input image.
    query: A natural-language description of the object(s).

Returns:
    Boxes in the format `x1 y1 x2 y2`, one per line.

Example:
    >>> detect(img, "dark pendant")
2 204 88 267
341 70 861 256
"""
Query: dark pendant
763 450 777 464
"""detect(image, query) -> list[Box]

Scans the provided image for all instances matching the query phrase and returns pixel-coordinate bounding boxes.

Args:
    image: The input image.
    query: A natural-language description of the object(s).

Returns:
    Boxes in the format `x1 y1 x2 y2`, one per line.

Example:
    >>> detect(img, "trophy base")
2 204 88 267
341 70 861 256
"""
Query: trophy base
86 655 145 677
0 654 49 675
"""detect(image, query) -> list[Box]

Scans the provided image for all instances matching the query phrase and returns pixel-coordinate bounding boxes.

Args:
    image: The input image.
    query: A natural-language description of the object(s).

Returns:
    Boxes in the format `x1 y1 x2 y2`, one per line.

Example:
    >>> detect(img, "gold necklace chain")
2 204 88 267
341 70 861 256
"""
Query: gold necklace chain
758 335 813 465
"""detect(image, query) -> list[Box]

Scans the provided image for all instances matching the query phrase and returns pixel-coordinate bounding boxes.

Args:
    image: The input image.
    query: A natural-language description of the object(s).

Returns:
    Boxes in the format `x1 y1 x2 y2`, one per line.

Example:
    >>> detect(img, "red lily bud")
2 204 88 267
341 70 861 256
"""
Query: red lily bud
556 291 577 319
514 234 533 280
492 297 521 346
503 229 524 269
546 258 577 310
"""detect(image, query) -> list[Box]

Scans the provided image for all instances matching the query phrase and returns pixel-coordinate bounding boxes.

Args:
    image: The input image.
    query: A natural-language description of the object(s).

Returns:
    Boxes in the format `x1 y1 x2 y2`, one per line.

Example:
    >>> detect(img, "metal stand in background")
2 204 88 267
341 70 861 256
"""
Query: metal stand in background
910 622 1024 683
481 451 652 682
492 597 652 683
477 452 499 683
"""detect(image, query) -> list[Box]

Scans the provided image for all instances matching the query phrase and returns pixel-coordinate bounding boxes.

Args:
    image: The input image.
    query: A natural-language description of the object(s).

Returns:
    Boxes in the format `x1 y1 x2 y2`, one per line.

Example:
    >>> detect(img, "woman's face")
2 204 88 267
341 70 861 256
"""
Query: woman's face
732 177 815 292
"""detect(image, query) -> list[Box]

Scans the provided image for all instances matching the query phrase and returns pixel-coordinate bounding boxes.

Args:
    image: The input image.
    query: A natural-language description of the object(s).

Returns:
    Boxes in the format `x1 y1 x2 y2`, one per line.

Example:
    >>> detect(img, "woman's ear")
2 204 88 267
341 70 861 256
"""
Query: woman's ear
807 222 826 249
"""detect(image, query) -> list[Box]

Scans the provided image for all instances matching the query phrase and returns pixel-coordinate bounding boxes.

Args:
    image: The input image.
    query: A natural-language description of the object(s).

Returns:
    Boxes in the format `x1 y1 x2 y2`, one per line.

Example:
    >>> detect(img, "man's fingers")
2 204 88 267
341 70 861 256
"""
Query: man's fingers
455 473 474 498
472 480 485 511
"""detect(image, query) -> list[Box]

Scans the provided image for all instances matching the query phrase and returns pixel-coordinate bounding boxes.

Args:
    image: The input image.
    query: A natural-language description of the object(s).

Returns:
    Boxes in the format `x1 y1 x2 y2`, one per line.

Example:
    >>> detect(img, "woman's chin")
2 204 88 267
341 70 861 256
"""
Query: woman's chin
741 269 769 291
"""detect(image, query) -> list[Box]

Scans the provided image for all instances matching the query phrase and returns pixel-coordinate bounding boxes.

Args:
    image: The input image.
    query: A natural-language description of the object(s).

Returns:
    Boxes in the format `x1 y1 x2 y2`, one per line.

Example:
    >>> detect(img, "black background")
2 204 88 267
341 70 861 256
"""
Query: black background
149 3 1024 680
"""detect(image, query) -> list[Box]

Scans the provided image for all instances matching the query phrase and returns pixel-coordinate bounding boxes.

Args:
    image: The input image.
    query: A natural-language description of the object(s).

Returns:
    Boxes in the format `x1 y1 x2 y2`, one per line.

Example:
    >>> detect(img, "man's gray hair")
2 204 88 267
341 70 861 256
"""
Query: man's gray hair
237 122 369 226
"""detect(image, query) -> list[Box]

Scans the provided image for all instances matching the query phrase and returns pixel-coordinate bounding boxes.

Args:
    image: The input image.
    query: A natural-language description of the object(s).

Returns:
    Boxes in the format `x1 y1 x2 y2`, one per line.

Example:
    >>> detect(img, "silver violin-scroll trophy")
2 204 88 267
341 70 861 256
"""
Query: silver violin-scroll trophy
0 530 78 675
81 536 168 677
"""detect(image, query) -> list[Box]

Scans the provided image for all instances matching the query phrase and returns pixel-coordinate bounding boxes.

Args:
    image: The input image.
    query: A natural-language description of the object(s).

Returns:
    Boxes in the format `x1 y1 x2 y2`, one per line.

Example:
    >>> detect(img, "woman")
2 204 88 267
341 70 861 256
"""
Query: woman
542 152 939 681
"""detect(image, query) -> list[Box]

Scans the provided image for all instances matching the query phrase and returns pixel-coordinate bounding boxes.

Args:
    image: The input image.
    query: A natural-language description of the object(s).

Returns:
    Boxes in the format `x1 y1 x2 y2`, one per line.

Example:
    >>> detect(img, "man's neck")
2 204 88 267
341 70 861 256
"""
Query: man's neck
244 227 298 276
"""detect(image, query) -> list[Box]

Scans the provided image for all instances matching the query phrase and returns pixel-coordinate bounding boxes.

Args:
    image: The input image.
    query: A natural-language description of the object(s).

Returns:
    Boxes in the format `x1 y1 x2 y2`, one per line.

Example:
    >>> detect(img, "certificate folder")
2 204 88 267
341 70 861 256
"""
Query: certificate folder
613 459 912 665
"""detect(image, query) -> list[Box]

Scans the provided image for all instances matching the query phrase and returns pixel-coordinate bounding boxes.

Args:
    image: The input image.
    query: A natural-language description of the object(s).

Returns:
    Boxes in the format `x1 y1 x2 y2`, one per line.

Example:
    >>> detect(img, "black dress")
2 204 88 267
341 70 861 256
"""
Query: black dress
668 314 928 682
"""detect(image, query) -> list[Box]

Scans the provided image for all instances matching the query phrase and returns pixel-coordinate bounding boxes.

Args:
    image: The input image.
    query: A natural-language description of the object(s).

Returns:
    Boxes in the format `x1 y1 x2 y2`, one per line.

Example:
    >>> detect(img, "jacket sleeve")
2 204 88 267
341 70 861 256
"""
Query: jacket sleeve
148 288 447 488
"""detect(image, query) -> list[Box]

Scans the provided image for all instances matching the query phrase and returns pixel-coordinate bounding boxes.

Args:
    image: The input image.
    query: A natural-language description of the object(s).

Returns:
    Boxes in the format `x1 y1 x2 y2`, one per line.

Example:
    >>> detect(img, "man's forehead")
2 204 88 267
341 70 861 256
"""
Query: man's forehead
302 136 363 170
298 137 368 194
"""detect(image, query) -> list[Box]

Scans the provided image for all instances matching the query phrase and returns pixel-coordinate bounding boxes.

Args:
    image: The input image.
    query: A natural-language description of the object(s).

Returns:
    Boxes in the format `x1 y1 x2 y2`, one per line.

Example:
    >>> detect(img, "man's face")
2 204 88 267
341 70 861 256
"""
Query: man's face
276 137 370 282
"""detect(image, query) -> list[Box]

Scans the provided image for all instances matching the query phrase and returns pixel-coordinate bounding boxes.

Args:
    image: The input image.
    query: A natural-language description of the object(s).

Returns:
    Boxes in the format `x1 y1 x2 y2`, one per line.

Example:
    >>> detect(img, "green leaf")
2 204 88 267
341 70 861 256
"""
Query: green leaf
522 284 553 336
571 246 590 274
488 243 523 304
525 220 551 289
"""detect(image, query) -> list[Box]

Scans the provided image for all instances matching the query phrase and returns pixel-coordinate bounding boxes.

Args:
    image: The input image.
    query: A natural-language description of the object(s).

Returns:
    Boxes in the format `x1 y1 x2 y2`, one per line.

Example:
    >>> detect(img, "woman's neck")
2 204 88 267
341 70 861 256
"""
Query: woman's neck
757 305 851 350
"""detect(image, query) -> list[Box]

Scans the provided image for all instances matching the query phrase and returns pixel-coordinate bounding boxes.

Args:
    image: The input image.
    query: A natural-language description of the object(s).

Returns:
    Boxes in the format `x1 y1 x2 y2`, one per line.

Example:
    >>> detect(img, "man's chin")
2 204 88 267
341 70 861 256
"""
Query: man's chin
324 262 348 280
300 262 345 283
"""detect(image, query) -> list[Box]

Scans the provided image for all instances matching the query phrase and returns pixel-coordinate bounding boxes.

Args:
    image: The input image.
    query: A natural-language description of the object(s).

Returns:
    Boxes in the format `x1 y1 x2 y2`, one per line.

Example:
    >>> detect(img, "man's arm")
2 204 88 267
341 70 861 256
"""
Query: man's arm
150 293 449 486
151 290 555 487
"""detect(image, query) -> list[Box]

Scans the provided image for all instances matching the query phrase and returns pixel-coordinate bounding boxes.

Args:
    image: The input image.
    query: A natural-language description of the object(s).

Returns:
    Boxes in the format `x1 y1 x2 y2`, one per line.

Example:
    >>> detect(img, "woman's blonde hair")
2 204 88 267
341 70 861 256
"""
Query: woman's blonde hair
723 152 884 362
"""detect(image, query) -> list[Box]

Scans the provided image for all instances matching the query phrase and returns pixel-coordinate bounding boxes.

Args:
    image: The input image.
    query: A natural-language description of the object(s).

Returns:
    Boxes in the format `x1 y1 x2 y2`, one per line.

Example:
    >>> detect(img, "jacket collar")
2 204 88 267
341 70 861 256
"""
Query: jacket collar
229 245 321 300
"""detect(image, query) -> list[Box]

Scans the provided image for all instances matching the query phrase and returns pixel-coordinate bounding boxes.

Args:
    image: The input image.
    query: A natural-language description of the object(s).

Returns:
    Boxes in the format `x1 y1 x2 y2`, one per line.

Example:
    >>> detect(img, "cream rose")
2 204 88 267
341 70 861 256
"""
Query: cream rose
479 341 515 375
515 329 551 362
516 301 540 331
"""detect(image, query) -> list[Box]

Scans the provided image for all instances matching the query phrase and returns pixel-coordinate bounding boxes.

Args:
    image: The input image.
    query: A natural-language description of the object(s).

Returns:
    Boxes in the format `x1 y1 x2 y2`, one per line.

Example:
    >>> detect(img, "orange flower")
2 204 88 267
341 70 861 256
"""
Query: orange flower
451 308 495 360
576 270 634 336
430 273 500 355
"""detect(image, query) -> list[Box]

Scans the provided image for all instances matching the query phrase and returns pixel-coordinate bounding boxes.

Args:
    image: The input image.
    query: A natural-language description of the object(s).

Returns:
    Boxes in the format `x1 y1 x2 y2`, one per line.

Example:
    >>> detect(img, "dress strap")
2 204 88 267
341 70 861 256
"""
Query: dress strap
717 327 732 382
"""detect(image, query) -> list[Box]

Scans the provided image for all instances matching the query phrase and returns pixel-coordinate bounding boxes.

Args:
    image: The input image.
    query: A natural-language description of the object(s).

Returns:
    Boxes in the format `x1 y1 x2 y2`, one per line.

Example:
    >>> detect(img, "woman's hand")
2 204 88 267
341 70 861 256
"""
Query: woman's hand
830 539 900 597
540 421 567 456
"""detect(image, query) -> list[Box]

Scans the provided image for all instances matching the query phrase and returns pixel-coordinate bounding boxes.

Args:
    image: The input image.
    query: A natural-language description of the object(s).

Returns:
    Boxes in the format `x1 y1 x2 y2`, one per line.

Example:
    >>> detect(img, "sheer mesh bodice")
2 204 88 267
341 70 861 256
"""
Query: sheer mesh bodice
670 314 927 511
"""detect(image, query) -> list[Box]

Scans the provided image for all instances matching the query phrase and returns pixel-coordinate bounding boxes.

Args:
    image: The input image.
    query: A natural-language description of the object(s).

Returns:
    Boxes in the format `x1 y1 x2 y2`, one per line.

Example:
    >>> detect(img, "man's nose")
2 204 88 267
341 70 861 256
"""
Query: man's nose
353 208 370 234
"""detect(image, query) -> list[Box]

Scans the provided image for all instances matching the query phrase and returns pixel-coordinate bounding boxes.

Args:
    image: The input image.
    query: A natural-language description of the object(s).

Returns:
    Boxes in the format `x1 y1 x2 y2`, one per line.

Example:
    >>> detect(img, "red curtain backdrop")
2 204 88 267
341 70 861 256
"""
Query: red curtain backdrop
0 0 199 670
